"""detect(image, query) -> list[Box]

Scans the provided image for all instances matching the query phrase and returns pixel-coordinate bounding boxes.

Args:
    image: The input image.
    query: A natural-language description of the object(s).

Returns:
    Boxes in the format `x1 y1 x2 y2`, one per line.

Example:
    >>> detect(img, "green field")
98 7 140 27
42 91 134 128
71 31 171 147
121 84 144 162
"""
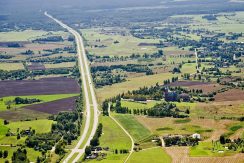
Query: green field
6 119 54 134
128 147 171 163
0 94 79 111
82 28 160 56
100 116 131 149
173 12 244 33
114 114 152 142
121 100 161 110
0 146 42 162
0 30 69 41
181 63 197 74
0 63 24 71
96 73 178 103
97 116 131 163
0 119 9 139
44 62 76 69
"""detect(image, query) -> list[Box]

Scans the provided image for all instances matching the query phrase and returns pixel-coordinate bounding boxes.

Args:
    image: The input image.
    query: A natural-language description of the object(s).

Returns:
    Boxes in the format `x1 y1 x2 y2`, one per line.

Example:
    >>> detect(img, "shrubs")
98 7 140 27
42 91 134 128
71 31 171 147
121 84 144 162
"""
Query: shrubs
90 123 103 147
14 97 41 104
0 150 8 158
12 148 29 163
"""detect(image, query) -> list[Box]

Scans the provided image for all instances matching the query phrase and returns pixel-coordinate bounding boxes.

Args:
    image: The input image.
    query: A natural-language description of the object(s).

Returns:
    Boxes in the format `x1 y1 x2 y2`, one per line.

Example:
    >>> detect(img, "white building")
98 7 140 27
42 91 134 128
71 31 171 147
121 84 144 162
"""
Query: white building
192 133 201 139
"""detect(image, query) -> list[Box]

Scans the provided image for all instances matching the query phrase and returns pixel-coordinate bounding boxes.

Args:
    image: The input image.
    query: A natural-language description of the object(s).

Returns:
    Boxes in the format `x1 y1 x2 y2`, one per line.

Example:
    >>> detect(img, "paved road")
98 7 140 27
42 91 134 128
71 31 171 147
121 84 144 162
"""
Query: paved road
195 48 200 72
108 103 134 163
45 12 99 163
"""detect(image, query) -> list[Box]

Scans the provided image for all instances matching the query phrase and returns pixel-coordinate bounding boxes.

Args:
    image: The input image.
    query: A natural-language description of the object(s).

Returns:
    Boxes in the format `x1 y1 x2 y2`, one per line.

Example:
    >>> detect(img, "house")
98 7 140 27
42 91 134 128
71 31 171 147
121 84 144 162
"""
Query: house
192 133 201 139
164 89 178 102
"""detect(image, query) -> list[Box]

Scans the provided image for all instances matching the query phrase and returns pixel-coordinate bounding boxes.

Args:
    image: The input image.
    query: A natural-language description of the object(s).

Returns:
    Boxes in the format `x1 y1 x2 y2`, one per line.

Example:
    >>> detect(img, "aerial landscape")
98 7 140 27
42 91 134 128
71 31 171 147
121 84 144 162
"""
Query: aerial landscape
0 0 243 162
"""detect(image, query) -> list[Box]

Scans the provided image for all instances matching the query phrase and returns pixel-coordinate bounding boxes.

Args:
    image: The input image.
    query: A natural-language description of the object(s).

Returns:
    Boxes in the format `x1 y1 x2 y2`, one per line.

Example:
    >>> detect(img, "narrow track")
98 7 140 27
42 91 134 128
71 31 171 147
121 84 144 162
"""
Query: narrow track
108 104 134 163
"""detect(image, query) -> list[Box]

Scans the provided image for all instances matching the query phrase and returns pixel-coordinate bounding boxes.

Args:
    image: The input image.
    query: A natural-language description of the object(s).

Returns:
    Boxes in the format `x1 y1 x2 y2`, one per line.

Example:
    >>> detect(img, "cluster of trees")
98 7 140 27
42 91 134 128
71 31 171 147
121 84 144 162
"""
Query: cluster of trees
102 100 109 116
110 100 188 118
43 46 76 55
91 64 153 75
29 56 76 64
163 136 199 147
114 149 129 154
84 124 103 159
5 42 22 48
21 50 34 55
112 101 129 114
163 77 179 85
14 97 41 105
92 72 126 88
147 103 188 118
33 36 64 42
0 54 13 59
122 83 164 101
90 123 103 147
0 70 29 80
0 67 78 80
32 68 72 76
12 148 29 163
219 135 244 151
0 150 8 158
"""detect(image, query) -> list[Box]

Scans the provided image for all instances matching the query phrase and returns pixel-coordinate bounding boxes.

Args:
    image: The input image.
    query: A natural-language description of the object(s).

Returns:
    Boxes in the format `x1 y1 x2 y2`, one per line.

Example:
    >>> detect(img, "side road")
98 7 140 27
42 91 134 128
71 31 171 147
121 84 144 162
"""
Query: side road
108 103 134 163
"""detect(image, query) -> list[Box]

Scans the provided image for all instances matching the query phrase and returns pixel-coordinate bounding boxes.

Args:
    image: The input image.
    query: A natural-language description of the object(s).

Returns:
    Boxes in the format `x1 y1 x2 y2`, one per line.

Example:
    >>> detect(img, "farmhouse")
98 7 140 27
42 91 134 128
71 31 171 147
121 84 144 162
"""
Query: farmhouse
164 89 190 102
192 133 201 139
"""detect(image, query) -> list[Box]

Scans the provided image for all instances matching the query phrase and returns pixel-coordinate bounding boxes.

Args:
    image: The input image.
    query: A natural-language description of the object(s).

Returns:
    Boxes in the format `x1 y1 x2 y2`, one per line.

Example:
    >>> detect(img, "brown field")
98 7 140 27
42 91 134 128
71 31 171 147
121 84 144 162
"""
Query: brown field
165 147 244 163
166 81 224 93
196 101 244 118
0 77 80 97
164 50 194 56
24 96 78 114
0 108 50 121
136 116 237 140
166 81 211 87
214 89 244 102
0 42 67 53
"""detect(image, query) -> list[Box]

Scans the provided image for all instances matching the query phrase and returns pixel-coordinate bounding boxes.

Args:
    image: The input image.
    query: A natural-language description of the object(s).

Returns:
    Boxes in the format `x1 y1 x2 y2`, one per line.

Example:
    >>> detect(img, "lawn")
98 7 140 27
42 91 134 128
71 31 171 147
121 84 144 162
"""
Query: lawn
0 63 24 71
96 72 178 103
225 122 244 137
190 141 237 157
121 100 161 110
114 114 152 142
0 119 9 139
6 119 54 134
128 147 172 163
181 63 197 74
0 93 78 111
174 119 191 124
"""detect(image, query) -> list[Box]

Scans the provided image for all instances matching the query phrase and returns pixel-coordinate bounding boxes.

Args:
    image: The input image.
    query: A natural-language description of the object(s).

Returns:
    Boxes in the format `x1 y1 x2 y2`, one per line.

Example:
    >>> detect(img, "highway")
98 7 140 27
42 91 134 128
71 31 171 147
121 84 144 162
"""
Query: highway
45 12 99 163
